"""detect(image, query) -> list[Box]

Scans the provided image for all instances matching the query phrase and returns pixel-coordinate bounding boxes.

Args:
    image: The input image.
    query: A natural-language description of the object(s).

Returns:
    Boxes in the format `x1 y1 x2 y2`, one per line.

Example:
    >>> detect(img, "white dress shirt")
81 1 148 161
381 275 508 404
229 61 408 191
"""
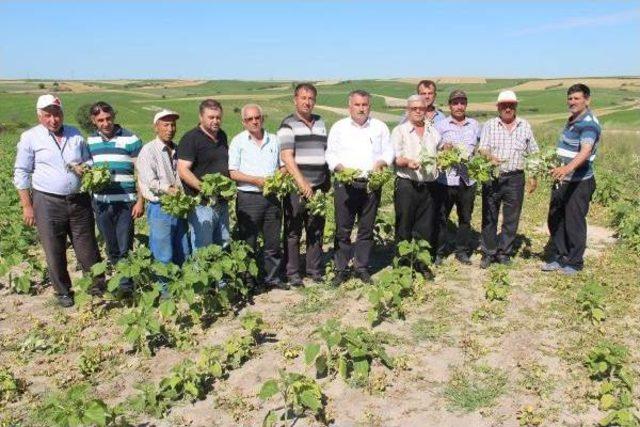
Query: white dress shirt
326 116 394 174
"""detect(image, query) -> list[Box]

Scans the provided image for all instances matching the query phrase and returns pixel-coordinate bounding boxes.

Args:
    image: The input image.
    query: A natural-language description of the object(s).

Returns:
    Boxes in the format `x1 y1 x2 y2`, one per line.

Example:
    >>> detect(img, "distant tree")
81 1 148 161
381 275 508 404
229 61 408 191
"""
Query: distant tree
52 81 60 92
75 103 96 135
38 83 45 89
233 107 241 114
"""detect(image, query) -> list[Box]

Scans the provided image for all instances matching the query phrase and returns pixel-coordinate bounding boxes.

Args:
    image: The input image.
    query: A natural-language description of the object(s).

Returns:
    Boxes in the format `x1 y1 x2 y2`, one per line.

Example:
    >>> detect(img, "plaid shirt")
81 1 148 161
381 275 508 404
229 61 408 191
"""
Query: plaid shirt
478 117 538 173
435 116 480 186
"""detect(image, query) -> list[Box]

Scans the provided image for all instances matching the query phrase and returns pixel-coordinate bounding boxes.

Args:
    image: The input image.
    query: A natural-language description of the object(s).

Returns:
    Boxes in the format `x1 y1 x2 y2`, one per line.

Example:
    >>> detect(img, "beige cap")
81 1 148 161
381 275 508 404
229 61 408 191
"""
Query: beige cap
153 109 180 124
36 94 62 111
497 90 518 104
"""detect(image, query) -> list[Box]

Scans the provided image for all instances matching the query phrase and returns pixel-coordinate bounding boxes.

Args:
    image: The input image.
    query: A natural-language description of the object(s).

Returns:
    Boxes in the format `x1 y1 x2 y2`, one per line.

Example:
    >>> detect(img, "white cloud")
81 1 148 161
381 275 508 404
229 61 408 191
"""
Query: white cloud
514 8 640 36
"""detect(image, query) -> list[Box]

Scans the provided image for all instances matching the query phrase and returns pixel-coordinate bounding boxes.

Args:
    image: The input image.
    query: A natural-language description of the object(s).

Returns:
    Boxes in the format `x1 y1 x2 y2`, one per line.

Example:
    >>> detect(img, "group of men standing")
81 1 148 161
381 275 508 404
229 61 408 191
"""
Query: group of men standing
14 80 600 307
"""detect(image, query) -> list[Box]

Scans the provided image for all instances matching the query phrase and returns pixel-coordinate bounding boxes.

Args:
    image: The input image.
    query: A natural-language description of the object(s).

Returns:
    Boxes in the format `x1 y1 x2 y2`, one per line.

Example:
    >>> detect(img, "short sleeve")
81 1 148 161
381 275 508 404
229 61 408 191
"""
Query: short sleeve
177 131 196 162
228 137 241 170
277 124 295 151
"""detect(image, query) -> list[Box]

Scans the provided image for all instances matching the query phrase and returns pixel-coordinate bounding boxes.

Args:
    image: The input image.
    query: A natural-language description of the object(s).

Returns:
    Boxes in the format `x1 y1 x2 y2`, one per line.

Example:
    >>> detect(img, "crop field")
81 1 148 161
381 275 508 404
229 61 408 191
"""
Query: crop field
0 77 639 426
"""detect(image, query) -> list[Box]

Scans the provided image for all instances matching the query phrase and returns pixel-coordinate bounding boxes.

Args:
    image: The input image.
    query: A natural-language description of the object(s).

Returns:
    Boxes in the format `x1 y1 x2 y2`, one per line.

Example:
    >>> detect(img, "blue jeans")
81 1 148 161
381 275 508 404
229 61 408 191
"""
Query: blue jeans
147 202 190 266
93 201 135 266
187 201 230 251
94 200 135 290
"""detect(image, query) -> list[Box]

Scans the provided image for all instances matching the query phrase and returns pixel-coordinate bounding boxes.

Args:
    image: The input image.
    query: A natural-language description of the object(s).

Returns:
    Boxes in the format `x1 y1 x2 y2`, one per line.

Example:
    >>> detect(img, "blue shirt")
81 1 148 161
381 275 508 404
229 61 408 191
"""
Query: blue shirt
556 108 601 182
228 130 281 192
87 126 142 203
14 124 92 195
435 116 481 186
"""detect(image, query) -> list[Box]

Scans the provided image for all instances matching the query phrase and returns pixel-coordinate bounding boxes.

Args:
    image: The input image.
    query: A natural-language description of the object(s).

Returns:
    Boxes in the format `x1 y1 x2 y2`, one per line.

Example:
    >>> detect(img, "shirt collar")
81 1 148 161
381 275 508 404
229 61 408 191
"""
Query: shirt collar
95 124 123 141
349 116 371 128
153 137 175 152
498 117 522 128
447 116 469 126
567 108 591 126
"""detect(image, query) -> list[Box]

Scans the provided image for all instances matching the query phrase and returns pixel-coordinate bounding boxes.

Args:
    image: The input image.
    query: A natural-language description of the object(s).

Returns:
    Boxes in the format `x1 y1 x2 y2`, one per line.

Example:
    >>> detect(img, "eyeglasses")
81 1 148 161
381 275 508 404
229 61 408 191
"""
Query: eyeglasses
243 115 262 122
409 107 427 112
498 103 517 110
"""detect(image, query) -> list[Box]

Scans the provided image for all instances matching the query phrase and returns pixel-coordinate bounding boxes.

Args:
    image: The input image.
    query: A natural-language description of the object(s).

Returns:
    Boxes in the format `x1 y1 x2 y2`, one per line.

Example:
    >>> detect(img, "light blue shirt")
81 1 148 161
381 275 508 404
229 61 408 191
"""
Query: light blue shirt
14 124 92 195
228 130 281 192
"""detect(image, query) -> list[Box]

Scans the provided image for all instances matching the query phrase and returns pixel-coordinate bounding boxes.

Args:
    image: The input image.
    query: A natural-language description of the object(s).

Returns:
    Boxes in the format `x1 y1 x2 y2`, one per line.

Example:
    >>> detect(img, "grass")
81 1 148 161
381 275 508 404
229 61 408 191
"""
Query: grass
0 77 639 425
444 363 508 412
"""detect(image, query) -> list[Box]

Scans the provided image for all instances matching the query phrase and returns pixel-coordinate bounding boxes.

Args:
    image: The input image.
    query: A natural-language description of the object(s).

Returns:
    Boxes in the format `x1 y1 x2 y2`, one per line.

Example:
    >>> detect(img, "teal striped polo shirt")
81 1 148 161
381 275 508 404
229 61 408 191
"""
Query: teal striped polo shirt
87 126 142 202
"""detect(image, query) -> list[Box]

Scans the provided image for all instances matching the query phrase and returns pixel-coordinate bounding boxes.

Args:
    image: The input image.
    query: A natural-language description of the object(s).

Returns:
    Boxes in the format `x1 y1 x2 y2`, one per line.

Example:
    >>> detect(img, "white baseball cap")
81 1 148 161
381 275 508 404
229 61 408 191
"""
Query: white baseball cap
496 90 518 104
36 94 62 111
153 109 180 124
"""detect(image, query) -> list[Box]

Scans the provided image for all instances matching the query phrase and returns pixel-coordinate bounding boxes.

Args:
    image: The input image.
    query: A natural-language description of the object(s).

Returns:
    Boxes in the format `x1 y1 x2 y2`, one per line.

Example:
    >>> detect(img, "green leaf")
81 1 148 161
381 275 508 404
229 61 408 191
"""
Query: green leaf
262 409 278 427
299 389 322 411
259 379 279 400
315 354 328 377
599 393 616 410
338 356 348 379
82 400 109 426
304 343 320 364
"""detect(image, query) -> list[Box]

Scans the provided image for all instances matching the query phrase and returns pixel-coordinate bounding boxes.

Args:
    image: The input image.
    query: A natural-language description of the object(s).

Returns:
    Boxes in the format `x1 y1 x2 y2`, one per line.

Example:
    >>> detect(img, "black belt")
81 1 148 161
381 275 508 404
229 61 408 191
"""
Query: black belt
499 170 524 177
398 176 431 188
34 189 86 200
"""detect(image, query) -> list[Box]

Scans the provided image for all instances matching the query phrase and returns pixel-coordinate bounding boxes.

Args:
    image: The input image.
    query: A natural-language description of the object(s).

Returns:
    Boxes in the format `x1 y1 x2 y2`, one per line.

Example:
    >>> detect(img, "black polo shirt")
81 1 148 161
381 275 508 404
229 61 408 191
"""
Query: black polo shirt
177 126 229 196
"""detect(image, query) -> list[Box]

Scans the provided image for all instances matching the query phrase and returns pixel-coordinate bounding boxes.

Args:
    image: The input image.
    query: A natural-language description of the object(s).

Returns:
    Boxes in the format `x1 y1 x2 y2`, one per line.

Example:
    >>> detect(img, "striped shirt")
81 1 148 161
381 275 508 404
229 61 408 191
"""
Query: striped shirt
391 120 440 182
87 126 142 203
436 116 480 186
478 117 539 173
277 113 328 187
136 138 182 203
556 109 601 182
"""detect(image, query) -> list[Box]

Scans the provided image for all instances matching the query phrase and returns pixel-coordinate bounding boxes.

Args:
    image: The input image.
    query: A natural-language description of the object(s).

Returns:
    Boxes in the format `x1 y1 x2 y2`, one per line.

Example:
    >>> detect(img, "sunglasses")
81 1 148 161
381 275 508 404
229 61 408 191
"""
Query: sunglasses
244 115 262 122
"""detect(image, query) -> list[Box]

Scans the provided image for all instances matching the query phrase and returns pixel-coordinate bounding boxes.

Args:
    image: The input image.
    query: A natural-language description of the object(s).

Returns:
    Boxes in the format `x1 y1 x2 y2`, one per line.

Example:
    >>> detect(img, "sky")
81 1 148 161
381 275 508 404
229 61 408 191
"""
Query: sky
1 1 639 80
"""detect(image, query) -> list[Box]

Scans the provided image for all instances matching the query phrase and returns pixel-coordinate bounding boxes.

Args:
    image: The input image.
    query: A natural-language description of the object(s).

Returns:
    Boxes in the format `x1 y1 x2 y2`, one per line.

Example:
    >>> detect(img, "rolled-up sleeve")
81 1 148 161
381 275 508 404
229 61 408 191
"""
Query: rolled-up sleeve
325 124 341 171
14 135 34 190
228 137 241 171
391 125 404 158
525 123 539 154
377 123 394 166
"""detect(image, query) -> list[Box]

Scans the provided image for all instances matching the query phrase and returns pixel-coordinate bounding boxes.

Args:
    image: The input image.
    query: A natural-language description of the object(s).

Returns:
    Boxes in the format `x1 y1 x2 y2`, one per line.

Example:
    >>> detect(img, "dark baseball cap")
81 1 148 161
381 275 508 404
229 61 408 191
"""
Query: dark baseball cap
448 90 468 103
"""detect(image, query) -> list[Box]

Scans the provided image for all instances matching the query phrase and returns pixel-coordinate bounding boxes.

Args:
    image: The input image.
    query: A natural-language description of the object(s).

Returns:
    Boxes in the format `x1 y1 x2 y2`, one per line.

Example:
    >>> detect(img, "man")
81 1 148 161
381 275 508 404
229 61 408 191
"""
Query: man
326 90 394 285
278 83 329 286
400 80 446 125
435 90 481 266
87 102 144 294
13 94 105 307
392 95 441 264
477 90 538 269
177 99 230 251
229 104 284 289
137 110 190 266
543 84 600 275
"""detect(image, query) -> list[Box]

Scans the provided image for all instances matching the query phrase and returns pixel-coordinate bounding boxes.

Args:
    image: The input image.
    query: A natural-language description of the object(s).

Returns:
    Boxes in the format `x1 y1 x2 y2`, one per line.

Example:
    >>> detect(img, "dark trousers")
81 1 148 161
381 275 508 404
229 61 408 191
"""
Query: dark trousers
283 184 327 278
547 177 595 268
93 201 134 266
437 181 476 256
236 191 282 284
394 177 441 256
333 181 380 273
32 190 105 296
480 171 525 257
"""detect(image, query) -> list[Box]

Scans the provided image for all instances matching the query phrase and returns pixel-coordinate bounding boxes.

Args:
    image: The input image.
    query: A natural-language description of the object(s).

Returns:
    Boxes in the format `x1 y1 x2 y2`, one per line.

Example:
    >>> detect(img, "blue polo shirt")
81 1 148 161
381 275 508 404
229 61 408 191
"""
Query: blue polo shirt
556 108 601 182
228 130 280 192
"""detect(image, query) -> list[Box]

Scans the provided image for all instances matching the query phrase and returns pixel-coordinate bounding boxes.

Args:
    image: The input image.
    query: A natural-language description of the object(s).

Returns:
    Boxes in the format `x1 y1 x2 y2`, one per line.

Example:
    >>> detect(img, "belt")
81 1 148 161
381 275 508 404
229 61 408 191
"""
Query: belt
34 189 86 200
499 170 524 177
